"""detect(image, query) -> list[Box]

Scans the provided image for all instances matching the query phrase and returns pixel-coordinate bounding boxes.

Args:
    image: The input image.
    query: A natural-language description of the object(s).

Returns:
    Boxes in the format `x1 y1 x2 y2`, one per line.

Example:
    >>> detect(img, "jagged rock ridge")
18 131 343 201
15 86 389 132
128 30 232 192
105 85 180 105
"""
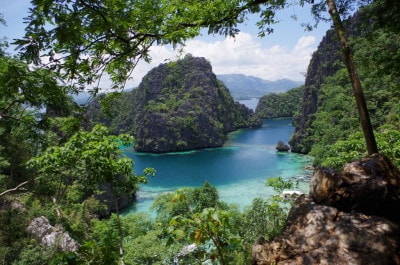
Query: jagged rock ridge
132 55 262 152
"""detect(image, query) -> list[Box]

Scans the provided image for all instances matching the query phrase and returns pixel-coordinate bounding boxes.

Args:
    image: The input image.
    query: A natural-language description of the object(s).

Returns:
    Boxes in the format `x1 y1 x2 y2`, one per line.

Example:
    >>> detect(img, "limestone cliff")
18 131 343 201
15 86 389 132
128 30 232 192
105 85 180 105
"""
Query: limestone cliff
289 13 364 154
86 55 262 152
132 55 261 152
288 28 341 153
252 154 400 265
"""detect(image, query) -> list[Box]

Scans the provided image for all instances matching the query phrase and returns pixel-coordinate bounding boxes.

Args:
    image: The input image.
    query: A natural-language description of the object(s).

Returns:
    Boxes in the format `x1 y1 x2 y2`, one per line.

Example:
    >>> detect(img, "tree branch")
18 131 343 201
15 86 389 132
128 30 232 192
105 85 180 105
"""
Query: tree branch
0 180 29 197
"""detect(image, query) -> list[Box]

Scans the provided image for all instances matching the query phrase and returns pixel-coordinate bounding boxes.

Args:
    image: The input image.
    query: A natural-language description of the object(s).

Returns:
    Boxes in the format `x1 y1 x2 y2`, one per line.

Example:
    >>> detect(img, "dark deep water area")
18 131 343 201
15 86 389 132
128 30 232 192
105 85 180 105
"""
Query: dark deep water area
122 117 313 214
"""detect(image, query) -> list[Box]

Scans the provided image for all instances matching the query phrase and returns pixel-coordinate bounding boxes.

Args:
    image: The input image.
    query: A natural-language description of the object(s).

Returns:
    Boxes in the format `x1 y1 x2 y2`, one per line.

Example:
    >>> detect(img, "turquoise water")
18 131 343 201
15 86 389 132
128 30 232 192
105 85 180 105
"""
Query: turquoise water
123 118 313 214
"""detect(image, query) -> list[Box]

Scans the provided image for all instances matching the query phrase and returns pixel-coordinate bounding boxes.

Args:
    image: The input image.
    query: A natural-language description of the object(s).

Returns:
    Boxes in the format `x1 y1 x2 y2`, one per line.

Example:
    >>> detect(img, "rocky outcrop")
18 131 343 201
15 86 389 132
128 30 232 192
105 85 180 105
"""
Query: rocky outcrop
289 13 366 154
96 181 136 217
255 86 304 119
310 154 400 223
276 140 290 152
131 55 261 152
86 55 262 153
27 216 79 252
252 154 400 265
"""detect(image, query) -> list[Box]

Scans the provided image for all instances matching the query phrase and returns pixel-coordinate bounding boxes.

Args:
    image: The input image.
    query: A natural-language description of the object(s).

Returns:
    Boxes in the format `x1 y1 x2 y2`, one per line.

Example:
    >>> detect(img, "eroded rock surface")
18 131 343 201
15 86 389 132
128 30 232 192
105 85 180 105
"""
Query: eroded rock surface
253 154 400 265
310 154 400 223
27 216 79 252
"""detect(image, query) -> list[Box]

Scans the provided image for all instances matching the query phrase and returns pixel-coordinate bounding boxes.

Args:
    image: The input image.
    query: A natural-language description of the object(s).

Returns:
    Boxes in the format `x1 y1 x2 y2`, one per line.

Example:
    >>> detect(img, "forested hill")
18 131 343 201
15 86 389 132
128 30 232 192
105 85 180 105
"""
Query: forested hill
288 10 400 167
86 55 262 152
217 74 303 100
255 86 304 119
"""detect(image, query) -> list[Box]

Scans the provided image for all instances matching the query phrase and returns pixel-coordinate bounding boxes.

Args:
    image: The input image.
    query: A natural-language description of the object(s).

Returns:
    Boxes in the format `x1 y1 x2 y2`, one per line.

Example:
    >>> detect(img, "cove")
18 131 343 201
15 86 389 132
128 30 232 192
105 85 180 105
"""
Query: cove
122 118 313 214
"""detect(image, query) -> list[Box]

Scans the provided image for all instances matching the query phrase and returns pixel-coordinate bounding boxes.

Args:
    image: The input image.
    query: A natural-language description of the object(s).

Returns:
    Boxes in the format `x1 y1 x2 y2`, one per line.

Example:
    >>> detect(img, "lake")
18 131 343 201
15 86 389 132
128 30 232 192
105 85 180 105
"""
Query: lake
122 117 313 214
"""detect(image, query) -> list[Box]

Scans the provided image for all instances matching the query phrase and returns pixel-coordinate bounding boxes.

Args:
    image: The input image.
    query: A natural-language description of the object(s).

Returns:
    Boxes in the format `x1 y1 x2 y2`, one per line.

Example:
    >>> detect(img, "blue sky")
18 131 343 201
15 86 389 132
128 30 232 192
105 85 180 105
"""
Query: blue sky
1 1 332 87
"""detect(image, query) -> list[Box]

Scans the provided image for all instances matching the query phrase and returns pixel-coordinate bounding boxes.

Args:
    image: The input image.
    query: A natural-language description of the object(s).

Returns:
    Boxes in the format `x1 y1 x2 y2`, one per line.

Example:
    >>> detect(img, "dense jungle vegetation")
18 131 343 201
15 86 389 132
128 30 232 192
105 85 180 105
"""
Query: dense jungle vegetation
297 12 400 168
258 5 400 169
1 0 400 264
255 86 305 118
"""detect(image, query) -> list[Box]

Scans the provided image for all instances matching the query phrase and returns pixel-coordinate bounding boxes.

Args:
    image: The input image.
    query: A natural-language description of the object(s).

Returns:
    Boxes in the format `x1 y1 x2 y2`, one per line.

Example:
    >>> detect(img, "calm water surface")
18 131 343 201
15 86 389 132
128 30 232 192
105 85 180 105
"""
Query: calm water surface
123 118 313 214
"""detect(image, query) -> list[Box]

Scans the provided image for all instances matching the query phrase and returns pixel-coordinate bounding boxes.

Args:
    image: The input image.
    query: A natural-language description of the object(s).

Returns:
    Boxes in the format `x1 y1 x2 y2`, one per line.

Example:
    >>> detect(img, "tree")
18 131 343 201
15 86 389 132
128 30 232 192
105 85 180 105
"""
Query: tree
26 125 155 264
151 182 224 226
325 0 378 154
0 54 74 190
167 207 241 265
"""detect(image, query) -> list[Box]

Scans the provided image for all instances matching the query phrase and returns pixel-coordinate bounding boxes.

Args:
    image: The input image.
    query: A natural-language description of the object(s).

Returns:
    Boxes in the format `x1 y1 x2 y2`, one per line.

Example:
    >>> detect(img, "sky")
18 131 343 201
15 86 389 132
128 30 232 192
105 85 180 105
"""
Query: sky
0 1 332 87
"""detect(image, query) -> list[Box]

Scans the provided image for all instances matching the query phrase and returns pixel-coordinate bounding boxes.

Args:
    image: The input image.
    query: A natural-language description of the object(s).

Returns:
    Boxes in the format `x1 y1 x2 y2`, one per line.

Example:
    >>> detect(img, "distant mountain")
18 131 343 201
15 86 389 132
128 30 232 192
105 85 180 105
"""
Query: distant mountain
217 74 303 100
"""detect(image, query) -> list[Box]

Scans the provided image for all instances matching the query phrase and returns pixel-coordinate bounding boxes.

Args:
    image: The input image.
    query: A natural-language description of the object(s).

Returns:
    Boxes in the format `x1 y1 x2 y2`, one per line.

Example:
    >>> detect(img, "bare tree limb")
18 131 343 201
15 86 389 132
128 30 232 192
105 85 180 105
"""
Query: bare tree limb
0 181 29 197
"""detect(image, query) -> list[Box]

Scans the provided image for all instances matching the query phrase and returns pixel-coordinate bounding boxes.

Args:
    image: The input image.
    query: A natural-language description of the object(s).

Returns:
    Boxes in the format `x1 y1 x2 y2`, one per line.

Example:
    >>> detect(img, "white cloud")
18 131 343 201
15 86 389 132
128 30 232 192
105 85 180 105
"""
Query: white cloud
124 32 318 88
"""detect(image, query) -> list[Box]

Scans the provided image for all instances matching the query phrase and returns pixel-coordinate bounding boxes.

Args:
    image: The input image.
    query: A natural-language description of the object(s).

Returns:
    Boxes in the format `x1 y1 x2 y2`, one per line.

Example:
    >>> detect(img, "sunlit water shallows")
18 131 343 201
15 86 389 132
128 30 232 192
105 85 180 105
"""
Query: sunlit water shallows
122 117 313 215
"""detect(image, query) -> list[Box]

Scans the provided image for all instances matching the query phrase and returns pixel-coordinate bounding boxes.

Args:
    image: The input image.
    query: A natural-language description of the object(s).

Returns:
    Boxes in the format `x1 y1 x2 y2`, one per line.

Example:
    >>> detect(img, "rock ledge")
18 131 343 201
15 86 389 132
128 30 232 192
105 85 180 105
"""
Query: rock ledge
253 154 400 265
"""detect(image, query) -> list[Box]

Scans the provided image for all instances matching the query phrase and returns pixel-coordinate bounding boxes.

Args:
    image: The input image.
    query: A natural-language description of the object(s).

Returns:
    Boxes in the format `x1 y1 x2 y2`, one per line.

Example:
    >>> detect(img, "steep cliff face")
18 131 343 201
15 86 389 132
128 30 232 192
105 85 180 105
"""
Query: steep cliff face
289 13 366 154
132 55 261 152
289 28 342 153
86 55 261 152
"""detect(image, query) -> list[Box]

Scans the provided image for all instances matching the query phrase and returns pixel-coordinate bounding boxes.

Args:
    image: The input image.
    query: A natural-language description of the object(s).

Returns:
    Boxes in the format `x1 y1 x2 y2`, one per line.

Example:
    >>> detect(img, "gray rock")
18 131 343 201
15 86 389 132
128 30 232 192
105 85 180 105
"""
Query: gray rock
27 216 79 252
96 180 135 217
276 140 290 152
27 216 54 242
310 154 400 223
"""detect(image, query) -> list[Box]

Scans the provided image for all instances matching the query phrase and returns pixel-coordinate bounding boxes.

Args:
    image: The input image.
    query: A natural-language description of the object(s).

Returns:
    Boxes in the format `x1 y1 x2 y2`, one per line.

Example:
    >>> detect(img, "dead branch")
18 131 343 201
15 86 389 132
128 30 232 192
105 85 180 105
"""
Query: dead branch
0 181 29 197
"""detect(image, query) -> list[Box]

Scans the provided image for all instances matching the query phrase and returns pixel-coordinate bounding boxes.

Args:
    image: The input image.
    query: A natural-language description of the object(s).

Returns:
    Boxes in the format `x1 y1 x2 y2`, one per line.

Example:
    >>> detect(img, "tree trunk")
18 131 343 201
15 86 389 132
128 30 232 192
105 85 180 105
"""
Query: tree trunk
111 183 125 265
326 0 379 155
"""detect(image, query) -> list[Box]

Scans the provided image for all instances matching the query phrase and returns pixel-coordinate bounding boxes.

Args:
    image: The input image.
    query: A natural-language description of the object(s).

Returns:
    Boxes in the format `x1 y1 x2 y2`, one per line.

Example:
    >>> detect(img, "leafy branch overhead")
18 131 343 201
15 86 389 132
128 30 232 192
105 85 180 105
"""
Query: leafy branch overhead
15 0 287 92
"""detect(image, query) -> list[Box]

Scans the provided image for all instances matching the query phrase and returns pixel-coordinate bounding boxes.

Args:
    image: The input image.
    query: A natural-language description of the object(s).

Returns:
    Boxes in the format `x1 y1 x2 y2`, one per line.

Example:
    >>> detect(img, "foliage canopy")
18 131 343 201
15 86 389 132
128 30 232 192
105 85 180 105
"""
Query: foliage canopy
17 0 287 92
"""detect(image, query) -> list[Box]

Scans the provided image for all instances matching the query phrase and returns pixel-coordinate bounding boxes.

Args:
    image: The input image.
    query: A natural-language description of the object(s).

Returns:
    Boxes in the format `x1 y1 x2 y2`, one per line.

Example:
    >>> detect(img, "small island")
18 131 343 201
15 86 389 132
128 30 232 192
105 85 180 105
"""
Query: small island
87 55 262 152
276 140 290 152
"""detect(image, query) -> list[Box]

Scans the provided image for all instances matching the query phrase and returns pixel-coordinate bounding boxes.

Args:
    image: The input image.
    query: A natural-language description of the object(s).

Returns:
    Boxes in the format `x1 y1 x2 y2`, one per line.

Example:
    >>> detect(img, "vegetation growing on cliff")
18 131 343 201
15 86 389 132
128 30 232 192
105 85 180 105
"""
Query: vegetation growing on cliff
290 8 400 168
87 55 262 153
256 86 304 118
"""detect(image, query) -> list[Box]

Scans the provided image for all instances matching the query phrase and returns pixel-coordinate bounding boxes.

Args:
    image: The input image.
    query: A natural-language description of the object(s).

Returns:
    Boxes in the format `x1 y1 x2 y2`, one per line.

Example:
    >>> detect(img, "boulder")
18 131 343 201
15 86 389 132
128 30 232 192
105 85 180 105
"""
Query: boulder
252 154 400 265
252 195 400 265
310 154 400 223
27 216 79 252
